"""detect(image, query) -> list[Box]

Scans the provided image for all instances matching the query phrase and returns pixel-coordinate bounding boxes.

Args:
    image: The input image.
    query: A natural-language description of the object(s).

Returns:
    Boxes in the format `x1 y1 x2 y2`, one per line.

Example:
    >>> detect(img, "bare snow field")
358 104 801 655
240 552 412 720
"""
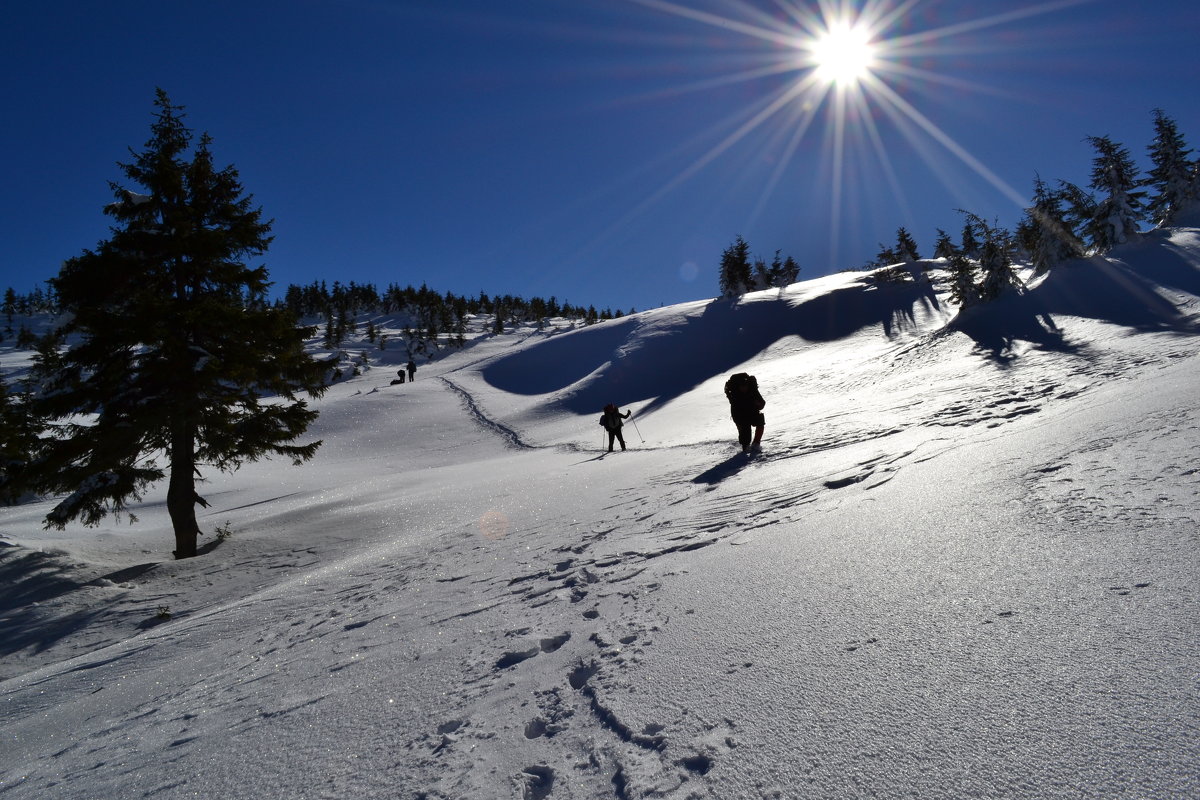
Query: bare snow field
2 226 1199 798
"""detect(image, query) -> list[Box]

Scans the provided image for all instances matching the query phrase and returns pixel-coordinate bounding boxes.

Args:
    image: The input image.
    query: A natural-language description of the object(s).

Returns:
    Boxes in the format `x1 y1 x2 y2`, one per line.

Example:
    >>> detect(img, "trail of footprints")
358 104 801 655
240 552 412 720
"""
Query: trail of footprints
428 544 737 799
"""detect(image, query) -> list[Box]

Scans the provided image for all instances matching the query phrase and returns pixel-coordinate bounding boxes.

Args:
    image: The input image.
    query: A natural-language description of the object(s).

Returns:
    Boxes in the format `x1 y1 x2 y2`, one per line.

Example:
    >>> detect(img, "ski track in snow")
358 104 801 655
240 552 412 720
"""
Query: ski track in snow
439 375 534 450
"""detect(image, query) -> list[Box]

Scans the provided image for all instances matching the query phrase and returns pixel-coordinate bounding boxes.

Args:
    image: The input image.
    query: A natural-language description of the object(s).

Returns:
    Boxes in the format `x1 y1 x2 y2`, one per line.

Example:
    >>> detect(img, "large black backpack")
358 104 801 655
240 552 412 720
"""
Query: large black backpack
725 372 757 396
599 403 617 429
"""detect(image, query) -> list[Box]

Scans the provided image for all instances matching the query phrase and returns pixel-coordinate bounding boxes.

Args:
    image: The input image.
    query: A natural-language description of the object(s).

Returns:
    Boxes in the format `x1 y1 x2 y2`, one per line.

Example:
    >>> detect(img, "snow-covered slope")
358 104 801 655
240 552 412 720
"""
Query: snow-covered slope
2 227 1198 799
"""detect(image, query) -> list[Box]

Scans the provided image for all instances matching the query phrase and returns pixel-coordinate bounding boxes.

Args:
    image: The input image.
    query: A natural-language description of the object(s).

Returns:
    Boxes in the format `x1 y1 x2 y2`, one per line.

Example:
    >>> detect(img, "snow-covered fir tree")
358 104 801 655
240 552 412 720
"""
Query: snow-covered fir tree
25 90 328 559
752 250 800 289
960 221 981 259
774 252 801 287
1145 109 1197 227
1026 175 1086 274
1057 181 1098 252
1086 135 1146 252
753 257 771 290
895 227 921 262
875 242 898 267
945 251 979 309
933 229 958 260
718 235 753 298
961 212 1020 301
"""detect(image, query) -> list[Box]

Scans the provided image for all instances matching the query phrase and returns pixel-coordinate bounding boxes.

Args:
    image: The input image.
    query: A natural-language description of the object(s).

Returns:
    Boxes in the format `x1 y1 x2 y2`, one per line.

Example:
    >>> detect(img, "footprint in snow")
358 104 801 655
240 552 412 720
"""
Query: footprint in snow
495 633 571 670
844 637 880 652
1108 582 1151 596
520 765 555 800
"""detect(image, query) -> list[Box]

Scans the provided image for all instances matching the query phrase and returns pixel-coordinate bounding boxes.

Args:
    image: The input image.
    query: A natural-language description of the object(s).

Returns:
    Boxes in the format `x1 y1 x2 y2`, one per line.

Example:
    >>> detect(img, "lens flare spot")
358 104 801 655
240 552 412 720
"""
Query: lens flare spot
479 510 510 541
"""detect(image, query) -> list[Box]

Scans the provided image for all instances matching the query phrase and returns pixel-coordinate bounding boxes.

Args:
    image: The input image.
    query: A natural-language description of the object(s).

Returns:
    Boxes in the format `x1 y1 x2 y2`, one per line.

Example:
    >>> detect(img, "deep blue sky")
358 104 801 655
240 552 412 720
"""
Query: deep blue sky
3 0 1199 313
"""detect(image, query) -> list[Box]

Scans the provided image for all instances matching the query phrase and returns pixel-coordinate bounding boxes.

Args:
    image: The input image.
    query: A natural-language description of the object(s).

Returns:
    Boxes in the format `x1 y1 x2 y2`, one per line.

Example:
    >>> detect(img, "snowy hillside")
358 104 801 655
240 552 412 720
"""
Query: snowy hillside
2 225 1199 799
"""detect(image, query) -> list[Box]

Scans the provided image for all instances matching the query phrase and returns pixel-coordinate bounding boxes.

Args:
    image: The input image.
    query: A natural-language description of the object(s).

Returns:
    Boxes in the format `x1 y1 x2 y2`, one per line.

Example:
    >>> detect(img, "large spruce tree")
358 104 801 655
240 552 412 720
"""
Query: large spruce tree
1145 109 1196 227
29 90 327 559
1085 135 1145 252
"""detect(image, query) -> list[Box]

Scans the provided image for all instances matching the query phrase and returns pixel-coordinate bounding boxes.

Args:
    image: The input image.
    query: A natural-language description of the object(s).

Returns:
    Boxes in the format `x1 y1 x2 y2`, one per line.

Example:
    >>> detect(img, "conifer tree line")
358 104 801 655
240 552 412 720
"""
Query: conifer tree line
717 235 802 298
1 286 58 348
3 272 629 353
281 279 631 353
718 109 1199 306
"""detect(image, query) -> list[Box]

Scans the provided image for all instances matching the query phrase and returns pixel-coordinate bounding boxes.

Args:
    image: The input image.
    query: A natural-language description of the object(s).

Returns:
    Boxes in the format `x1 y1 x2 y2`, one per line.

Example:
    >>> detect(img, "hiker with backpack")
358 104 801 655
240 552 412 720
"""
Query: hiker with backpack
724 372 765 453
599 403 632 452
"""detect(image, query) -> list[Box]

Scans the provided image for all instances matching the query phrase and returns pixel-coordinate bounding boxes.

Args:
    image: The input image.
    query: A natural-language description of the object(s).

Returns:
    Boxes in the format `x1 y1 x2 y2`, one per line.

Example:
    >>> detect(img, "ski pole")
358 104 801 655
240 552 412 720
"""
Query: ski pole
629 414 644 443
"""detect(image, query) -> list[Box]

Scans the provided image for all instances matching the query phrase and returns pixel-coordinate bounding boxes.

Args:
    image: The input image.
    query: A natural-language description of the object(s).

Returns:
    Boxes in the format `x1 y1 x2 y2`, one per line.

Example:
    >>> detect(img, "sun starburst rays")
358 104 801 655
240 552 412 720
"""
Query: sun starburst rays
601 0 1074 271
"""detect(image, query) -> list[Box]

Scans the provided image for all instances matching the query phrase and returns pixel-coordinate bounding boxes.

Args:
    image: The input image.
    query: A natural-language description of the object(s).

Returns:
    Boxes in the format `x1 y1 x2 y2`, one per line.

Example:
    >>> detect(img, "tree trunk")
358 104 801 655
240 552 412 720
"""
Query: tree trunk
167 421 200 559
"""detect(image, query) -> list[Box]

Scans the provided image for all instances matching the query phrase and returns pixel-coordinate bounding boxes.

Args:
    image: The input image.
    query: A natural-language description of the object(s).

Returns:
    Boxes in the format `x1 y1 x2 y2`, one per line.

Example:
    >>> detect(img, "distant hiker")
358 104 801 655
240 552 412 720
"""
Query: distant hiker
724 373 765 453
394 369 406 384
406 359 416 382
599 403 632 452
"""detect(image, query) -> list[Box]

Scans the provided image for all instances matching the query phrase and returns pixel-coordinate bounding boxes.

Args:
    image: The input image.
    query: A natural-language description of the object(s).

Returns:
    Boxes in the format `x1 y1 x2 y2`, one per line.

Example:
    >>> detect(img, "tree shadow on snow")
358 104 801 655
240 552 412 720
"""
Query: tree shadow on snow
0 545 162 662
949 293 1075 364
951 248 1200 364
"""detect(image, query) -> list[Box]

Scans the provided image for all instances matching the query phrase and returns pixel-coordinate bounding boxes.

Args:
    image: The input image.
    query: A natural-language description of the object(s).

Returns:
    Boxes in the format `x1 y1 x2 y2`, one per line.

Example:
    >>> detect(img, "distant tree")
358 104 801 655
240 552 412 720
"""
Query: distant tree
933 228 958 260
959 221 980 259
25 90 327 559
1086 134 1145 252
1146 109 1197 226
778 254 801 286
1025 175 1085 274
0 372 40 504
946 251 980 309
895 227 920 262
746 250 801 290
753 256 770 290
718 235 753 297
874 243 898 267
323 314 337 348
1057 181 1098 251
2 287 15 333
1013 215 1037 260
960 212 1020 301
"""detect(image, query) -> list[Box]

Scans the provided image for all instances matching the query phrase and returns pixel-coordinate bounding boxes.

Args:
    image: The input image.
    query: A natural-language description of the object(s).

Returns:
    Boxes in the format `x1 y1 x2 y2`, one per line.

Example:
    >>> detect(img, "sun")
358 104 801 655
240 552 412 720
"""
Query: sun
808 21 877 87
